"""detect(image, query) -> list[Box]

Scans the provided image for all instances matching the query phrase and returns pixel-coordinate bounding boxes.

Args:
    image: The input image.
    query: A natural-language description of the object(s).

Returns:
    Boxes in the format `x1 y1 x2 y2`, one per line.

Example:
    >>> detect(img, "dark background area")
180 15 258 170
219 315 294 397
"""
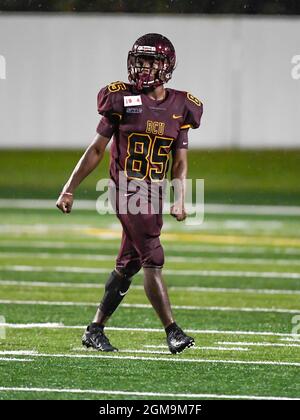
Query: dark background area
0 0 300 14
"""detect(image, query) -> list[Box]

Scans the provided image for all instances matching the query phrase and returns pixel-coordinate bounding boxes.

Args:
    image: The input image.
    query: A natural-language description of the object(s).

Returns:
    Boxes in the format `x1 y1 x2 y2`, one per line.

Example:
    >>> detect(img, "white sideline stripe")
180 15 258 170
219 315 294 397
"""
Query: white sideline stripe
0 322 297 337
0 299 298 314
2 279 299 296
2 198 300 216
4 251 300 267
0 386 297 400
3 265 300 279
0 350 299 367
217 341 300 348
3 240 300 256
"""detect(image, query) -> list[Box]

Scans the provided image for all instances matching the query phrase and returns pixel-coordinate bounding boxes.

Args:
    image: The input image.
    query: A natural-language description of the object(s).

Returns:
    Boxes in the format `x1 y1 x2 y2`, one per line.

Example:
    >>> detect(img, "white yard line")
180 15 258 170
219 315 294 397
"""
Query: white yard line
0 358 33 362
1 279 299 296
3 264 300 279
199 346 249 352
0 350 299 367
2 240 300 256
143 344 247 351
0 299 298 314
217 341 300 348
0 265 111 274
0 322 65 329
280 337 300 343
0 240 116 249
0 322 298 337
0 350 38 355
0 224 90 234
119 347 249 353
0 386 297 400
121 304 300 315
3 251 300 267
206 204 300 217
0 199 96 210
73 345 248 353
120 349 170 355
1 198 300 216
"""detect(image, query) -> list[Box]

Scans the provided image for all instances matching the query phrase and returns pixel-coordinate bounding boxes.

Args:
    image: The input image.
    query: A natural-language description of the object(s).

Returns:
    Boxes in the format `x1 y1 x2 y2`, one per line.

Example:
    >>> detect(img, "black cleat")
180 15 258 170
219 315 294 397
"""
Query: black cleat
166 326 195 354
82 325 118 352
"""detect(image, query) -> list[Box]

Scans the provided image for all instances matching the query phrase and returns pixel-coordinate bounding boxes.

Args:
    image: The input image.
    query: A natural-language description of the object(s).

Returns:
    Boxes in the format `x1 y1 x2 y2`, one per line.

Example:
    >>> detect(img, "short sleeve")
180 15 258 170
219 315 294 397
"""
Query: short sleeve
180 92 203 131
174 93 203 150
96 116 115 139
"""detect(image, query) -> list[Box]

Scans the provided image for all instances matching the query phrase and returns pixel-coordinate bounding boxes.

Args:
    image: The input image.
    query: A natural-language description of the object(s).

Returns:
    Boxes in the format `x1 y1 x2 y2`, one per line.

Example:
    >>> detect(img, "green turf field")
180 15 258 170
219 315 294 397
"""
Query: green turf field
0 149 299 399
0 203 299 400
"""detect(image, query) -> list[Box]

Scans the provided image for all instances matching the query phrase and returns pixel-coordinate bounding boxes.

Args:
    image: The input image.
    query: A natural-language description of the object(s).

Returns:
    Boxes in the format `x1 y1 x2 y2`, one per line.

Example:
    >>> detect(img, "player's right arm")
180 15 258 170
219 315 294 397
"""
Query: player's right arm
56 133 110 213
56 82 125 213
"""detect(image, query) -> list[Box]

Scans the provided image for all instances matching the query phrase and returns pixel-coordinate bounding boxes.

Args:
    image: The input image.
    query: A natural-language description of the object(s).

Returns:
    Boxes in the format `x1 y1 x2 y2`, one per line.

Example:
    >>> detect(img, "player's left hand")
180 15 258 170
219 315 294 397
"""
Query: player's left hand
170 203 187 221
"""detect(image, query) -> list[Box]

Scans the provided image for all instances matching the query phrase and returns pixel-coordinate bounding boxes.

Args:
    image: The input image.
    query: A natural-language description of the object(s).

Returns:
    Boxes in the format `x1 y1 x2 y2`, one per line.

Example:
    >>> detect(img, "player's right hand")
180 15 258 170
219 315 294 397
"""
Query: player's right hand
56 193 74 214
170 203 187 222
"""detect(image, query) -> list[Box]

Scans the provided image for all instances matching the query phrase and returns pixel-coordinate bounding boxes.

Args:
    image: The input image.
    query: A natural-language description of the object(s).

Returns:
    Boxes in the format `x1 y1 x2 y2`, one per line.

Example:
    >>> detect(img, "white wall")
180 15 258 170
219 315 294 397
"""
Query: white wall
0 14 299 149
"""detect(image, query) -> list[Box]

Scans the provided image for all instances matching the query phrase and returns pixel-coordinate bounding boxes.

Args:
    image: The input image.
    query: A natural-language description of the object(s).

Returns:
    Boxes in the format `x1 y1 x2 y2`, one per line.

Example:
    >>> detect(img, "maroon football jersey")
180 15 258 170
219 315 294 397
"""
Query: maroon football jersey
96 81 203 185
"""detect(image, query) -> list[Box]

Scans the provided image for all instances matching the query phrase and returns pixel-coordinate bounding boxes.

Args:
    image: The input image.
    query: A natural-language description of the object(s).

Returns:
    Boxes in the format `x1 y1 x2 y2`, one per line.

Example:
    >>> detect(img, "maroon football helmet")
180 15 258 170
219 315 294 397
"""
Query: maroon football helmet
127 33 176 90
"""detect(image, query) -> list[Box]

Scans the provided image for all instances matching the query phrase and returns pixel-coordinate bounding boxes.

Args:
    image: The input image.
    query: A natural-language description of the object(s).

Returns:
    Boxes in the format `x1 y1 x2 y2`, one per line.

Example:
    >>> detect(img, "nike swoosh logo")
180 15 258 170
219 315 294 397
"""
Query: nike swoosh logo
119 290 129 297
172 114 182 119
124 192 135 197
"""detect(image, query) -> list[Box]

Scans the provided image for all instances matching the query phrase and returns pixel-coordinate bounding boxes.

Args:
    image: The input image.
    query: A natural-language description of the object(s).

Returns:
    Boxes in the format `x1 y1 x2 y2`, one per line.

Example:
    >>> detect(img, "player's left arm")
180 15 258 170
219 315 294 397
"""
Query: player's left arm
170 91 203 221
170 148 188 222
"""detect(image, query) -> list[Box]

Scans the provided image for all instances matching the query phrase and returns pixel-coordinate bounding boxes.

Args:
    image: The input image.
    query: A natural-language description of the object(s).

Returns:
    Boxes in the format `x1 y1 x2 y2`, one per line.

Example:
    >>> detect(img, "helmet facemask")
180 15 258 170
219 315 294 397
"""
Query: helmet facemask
127 51 174 91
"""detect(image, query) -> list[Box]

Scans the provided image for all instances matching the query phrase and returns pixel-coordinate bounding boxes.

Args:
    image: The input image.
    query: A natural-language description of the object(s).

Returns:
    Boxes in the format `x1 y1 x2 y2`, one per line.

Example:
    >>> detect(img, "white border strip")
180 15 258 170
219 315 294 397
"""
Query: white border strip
0 386 297 400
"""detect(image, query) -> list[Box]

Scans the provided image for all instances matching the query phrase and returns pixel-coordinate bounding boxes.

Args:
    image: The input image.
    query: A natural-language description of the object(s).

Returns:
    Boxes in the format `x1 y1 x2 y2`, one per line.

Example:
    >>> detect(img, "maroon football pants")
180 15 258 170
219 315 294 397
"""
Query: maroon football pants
115 209 164 275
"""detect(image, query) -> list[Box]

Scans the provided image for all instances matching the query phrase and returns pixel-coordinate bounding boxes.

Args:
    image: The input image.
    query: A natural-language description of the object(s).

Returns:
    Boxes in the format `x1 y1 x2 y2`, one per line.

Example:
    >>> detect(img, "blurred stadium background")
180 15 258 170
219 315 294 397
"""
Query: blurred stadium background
0 1 299 400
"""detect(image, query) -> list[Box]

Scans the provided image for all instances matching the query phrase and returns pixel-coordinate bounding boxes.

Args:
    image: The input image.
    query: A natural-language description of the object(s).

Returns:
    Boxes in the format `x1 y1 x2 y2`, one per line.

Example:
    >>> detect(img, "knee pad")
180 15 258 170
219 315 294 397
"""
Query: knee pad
99 270 132 317
117 260 142 278
142 244 164 269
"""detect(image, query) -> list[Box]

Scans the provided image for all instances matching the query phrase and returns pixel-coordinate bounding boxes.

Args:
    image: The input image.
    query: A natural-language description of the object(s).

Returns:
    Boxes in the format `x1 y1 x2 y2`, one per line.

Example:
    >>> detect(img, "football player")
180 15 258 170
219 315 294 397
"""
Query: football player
56 33 203 354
